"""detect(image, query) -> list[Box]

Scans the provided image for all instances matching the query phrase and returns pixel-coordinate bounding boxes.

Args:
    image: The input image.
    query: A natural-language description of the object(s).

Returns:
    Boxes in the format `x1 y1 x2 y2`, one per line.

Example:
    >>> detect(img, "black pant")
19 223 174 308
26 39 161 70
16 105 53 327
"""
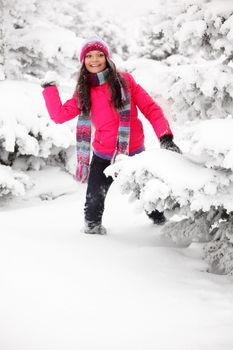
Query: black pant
84 154 165 228
84 154 113 228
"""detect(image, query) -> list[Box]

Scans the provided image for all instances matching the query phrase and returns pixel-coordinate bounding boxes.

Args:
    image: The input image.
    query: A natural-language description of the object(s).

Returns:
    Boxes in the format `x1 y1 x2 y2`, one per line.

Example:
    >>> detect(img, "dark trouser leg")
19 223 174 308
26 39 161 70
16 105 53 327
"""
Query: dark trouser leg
146 209 166 225
84 154 113 229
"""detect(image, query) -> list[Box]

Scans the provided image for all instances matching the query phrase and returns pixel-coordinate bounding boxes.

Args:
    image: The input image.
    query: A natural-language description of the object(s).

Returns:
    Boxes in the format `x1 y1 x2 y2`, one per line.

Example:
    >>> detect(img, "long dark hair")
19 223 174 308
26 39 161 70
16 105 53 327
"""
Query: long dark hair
76 57 127 115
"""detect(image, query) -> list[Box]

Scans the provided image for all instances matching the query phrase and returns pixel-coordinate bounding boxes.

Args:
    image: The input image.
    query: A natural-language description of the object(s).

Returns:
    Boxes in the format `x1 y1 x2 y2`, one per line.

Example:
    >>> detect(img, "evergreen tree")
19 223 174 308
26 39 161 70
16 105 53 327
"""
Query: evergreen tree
0 0 88 79
0 0 129 79
112 0 233 275
137 11 177 60
1 0 38 78
0 0 5 79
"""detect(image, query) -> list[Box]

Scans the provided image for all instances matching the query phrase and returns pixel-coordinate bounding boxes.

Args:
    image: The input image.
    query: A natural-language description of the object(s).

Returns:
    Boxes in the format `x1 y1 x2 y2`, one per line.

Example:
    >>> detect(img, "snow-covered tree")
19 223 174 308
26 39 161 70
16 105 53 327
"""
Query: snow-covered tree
136 2 178 60
83 16 130 60
1 0 129 80
110 0 233 275
0 164 32 200
106 142 233 275
137 0 233 63
0 0 87 79
0 0 5 80
1 0 38 78
0 80 76 197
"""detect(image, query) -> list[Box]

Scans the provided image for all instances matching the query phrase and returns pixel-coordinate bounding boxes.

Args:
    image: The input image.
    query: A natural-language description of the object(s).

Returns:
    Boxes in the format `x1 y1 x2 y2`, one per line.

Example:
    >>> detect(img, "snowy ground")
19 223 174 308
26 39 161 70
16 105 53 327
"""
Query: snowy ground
0 76 233 349
1 167 233 350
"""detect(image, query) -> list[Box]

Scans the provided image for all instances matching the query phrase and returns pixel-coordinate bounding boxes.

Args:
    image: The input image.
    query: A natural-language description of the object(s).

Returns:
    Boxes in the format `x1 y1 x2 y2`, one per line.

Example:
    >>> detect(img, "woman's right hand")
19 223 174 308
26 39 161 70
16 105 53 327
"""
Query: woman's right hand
40 71 59 88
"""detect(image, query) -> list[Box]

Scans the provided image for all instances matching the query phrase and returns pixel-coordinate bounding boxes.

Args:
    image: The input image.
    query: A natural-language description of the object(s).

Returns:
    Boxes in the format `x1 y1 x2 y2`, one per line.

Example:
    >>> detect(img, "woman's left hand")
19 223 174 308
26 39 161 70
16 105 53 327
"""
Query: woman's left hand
160 134 182 154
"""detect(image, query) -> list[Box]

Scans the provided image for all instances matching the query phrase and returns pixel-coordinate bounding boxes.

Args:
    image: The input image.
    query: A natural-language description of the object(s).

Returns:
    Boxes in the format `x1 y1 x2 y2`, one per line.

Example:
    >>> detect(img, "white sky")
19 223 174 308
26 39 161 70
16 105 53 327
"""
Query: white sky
87 0 158 19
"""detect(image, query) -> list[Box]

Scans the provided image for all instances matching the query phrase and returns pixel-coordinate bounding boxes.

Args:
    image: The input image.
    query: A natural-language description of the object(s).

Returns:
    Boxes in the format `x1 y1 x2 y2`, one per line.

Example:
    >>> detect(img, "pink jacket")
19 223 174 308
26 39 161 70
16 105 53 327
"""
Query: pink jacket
42 72 172 156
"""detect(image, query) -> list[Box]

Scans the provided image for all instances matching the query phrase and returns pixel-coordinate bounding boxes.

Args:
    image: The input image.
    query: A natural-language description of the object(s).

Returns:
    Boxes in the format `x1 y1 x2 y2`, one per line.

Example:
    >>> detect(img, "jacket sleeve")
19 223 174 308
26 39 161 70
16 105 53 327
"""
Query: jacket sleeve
125 73 173 139
42 86 80 124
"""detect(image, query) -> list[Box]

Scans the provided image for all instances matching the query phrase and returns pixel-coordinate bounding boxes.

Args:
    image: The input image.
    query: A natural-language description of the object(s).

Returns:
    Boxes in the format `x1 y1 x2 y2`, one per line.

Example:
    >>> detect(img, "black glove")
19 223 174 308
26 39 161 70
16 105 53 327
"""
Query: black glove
40 71 59 88
160 134 182 154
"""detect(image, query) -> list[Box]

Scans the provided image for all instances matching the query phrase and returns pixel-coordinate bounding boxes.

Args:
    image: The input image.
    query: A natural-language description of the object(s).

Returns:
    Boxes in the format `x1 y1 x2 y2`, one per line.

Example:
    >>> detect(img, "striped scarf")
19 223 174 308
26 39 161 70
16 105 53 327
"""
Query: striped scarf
76 68 131 183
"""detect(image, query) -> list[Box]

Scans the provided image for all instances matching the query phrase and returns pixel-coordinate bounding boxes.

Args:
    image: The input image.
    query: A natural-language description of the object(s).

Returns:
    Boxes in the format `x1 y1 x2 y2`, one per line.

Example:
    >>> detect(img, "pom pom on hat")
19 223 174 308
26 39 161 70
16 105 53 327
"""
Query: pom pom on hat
80 36 110 63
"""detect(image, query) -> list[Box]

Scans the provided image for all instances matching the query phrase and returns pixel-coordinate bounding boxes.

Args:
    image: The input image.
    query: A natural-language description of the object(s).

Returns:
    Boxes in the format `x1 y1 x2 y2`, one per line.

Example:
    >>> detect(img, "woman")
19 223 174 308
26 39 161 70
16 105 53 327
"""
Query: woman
41 36 181 234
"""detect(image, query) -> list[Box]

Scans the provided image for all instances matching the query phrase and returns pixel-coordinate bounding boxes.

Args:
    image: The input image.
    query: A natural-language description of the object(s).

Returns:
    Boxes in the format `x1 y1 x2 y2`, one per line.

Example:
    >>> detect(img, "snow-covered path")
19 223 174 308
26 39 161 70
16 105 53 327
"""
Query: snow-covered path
1 179 233 350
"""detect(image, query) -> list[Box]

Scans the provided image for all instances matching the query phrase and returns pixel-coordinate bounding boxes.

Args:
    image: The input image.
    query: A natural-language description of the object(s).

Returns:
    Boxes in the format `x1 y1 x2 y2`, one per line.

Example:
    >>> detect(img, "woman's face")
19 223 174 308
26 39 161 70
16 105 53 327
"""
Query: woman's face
84 50 107 73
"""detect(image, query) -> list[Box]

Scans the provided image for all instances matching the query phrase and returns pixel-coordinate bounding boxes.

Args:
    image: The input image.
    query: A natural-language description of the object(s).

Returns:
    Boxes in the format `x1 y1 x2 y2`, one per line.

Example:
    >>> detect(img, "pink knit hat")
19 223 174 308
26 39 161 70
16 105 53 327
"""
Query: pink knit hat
80 36 110 63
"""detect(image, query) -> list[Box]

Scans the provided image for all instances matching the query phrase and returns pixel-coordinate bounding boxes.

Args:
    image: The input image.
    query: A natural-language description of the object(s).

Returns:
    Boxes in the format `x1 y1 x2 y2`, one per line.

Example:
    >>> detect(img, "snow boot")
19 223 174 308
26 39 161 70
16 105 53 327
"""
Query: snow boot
84 222 107 235
147 210 166 225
